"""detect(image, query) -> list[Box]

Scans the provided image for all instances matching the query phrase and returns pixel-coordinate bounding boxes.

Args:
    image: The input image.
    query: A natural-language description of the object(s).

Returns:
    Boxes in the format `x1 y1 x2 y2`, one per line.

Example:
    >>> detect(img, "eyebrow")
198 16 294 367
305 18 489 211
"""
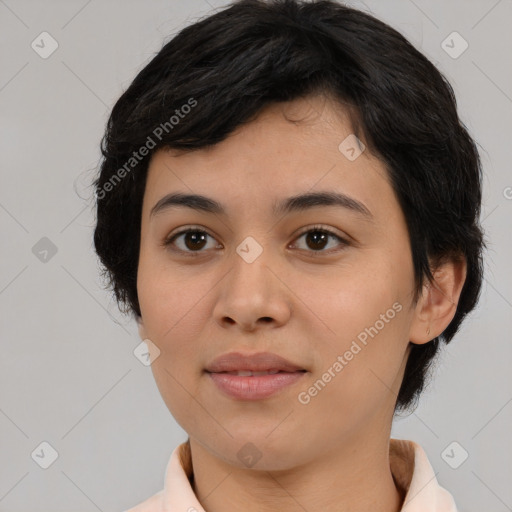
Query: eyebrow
150 191 373 220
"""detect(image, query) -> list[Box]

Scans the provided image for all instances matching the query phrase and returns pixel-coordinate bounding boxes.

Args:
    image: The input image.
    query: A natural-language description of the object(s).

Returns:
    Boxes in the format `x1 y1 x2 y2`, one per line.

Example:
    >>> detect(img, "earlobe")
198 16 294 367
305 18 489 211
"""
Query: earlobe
409 257 467 345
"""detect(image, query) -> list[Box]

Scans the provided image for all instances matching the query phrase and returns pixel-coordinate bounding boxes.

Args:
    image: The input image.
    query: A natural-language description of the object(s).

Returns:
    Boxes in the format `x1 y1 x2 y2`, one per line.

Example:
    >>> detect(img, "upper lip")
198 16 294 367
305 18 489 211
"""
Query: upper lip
205 352 305 373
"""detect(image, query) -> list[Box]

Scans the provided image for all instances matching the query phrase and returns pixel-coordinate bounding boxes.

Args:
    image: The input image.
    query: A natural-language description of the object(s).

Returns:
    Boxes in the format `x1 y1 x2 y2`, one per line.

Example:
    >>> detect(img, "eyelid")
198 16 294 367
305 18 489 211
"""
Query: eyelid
163 224 215 241
293 224 349 243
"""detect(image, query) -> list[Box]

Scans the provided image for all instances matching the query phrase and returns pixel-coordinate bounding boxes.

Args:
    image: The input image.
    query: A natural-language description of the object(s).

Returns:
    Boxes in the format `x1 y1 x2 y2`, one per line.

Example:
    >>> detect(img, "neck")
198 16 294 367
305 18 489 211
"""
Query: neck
188 430 404 512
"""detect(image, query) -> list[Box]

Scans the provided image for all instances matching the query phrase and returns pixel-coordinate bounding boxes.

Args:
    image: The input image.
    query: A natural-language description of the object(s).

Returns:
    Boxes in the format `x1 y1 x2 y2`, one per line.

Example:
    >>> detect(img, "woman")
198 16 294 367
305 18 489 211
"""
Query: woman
93 1 485 510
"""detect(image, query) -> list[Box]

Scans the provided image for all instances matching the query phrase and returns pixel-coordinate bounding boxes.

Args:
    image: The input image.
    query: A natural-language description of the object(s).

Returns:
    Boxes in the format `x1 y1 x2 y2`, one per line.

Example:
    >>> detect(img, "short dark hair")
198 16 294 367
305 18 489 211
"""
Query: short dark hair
93 0 485 413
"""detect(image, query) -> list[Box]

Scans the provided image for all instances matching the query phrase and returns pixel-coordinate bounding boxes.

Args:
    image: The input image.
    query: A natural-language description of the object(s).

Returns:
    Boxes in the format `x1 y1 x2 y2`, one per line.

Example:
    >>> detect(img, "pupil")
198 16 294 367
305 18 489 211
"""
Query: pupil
186 231 207 250
307 231 327 250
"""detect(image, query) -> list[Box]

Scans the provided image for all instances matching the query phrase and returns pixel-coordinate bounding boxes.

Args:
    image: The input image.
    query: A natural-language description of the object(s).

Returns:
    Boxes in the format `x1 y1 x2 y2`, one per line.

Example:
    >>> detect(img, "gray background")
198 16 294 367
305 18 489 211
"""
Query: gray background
0 0 511 511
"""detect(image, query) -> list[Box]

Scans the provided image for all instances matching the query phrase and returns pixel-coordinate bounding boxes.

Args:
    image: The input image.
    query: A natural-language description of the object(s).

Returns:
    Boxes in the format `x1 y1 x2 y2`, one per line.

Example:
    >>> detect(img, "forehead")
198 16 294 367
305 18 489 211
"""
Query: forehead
143 96 396 221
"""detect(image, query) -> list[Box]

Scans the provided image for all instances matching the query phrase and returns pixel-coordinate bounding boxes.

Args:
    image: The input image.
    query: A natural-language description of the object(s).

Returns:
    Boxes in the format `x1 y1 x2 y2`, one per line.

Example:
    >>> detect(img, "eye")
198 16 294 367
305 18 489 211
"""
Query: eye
291 225 349 256
162 225 350 257
163 227 219 256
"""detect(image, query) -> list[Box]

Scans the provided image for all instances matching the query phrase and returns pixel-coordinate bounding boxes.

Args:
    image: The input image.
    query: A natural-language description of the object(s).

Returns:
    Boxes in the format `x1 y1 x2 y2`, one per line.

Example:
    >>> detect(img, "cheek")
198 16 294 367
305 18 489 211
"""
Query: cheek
297 299 408 438
136 254 207 379
303 256 411 411
310 257 400 340
137 263 212 427
138 242 206 330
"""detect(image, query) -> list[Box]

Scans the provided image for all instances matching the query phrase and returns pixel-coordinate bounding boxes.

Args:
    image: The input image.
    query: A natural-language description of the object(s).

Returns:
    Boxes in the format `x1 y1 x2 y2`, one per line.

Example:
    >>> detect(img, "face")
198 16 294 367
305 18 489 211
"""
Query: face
137 95 421 469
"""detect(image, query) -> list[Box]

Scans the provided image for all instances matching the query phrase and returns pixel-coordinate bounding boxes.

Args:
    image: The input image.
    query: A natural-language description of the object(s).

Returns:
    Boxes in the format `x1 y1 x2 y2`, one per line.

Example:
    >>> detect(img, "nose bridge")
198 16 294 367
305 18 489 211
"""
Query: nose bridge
213 233 291 329
228 234 275 302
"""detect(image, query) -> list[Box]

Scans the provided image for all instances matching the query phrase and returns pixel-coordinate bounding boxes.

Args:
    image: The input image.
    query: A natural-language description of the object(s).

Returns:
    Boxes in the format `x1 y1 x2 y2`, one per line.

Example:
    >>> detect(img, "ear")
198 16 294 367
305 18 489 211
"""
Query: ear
137 316 147 340
409 256 467 345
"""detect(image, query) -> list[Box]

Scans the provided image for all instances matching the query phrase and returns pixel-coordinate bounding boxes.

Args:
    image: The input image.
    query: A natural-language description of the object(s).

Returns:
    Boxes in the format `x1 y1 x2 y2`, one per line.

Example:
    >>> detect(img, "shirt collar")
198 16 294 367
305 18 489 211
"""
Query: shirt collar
162 438 458 512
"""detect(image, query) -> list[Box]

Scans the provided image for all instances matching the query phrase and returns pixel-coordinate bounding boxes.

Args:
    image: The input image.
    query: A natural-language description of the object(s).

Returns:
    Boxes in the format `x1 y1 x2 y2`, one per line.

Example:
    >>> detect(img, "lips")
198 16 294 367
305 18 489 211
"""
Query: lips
205 351 305 374
223 369 281 376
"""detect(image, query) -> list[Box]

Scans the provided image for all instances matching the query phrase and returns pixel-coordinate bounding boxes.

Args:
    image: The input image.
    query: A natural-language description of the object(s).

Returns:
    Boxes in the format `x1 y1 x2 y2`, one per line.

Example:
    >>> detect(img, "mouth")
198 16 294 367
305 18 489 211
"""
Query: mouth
206 369 307 400
204 351 307 399
207 369 307 376
204 351 306 374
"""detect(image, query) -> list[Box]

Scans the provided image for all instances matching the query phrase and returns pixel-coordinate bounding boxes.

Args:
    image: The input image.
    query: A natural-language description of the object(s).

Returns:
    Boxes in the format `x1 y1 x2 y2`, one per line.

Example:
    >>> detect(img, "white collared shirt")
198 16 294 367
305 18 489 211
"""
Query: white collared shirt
124 438 458 511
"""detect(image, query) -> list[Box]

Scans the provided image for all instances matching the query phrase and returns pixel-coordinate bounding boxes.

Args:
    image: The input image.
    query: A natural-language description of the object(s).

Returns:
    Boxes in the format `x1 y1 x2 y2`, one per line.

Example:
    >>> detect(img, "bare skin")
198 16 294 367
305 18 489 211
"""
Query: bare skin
136 94 466 512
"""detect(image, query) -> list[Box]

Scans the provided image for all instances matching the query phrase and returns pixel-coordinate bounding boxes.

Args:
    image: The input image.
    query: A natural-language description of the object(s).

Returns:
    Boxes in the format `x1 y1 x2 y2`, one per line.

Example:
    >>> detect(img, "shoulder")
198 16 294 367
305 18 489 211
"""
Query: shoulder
390 439 458 511
122 489 165 512
121 441 189 512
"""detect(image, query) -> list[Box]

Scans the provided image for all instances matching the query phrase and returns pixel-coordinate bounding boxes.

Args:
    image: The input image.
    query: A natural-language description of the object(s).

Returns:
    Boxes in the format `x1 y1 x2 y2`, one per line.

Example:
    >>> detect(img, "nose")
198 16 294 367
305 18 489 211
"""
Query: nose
212 245 292 332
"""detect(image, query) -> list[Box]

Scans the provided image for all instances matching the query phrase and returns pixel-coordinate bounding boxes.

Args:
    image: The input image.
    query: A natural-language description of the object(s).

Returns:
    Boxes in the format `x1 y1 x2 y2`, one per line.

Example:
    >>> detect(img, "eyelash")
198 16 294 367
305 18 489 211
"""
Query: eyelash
162 224 350 258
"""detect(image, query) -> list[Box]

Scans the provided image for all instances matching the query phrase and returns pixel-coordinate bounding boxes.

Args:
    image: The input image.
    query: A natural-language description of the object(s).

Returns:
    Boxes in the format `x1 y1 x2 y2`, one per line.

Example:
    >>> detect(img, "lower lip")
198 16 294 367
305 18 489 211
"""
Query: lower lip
207 371 306 400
